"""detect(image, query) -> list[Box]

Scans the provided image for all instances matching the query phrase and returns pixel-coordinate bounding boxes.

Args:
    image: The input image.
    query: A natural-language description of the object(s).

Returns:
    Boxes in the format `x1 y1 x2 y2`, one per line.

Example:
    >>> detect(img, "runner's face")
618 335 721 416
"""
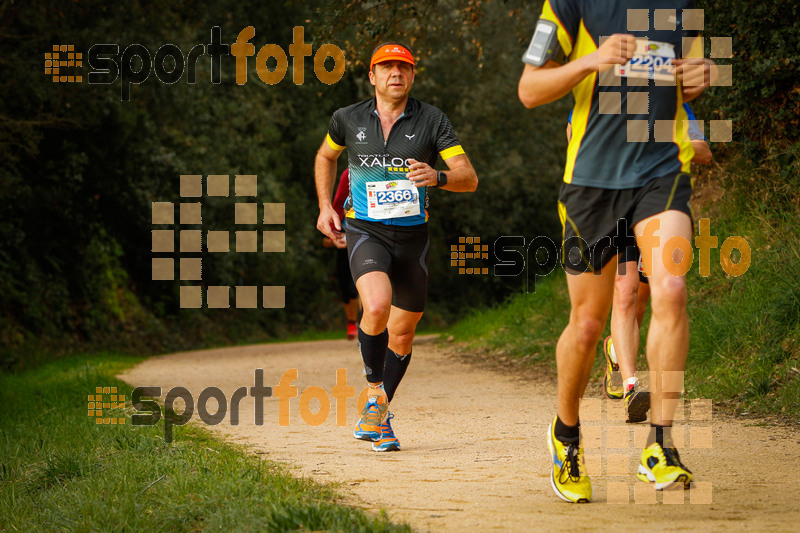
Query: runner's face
369 60 415 101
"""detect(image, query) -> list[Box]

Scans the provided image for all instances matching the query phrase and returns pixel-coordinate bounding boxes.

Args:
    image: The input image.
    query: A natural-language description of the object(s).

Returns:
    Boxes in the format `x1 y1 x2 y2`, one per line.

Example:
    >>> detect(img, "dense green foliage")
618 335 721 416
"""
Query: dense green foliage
687 147 800 419
697 0 800 151
1 1 351 366
0 353 409 531
1 0 568 369
2 0 797 378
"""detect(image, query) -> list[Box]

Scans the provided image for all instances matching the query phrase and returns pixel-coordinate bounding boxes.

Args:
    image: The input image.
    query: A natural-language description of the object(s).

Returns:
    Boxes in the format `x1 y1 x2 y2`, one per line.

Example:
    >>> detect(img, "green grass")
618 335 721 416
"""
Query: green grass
682 149 800 419
0 353 409 532
448 275 569 370
3 326 364 377
446 147 800 422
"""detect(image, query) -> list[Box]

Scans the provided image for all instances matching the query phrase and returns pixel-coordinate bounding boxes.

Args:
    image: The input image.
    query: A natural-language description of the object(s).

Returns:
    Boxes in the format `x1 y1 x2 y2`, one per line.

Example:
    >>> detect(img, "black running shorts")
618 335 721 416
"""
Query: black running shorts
345 219 430 312
558 173 693 274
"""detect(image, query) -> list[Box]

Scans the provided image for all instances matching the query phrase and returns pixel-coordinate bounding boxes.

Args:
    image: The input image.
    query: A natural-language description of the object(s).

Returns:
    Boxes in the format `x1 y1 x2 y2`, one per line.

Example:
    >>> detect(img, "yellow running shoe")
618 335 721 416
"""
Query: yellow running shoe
547 416 592 503
603 336 623 399
637 442 693 490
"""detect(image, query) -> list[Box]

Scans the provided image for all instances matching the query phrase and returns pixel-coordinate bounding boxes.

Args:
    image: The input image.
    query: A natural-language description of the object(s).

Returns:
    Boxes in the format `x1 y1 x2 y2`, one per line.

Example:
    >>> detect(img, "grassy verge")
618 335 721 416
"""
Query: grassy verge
0 353 409 532
447 274 569 372
2 324 363 378
447 147 800 422
684 147 800 419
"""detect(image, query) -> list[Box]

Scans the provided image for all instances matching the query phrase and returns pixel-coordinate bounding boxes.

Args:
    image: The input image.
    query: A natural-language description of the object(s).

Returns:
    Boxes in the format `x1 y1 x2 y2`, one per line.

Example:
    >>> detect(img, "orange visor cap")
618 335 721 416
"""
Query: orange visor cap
370 45 415 70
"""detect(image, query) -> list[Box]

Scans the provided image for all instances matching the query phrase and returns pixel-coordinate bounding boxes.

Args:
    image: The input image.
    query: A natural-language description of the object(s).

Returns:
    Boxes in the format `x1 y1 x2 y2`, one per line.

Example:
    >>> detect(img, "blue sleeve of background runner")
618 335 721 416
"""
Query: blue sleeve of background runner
683 103 705 141
568 109 573 125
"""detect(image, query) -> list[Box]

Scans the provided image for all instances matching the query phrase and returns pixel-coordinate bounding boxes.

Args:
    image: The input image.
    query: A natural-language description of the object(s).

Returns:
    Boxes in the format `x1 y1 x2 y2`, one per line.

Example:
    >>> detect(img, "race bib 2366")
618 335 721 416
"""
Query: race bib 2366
366 180 420 219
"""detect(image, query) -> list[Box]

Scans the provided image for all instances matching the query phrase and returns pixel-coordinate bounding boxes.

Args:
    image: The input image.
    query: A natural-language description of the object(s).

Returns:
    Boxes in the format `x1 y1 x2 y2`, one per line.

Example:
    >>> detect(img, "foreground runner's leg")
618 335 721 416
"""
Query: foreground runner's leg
551 261 615 502
384 305 422 402
353 271 392 441
557 262 616 426
384 348 411 402
371 306 422 452
356 271 393 386
635 209 694 489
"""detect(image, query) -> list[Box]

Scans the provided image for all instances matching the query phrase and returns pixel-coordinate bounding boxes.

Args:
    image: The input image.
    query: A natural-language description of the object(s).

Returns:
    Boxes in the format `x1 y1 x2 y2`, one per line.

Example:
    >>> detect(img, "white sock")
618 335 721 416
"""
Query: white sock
368 382 386 394
624 377 638 391
608 338 618 365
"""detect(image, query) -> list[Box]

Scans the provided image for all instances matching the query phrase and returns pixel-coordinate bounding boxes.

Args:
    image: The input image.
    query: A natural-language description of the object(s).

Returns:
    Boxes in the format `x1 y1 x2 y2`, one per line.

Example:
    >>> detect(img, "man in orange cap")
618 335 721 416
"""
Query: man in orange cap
315 42 477 451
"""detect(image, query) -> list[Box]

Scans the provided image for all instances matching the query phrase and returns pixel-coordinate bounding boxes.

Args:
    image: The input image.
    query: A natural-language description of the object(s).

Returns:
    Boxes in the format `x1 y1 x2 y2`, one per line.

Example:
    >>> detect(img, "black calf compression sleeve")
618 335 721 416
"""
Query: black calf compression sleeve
383 348 412 403
358 327 388 383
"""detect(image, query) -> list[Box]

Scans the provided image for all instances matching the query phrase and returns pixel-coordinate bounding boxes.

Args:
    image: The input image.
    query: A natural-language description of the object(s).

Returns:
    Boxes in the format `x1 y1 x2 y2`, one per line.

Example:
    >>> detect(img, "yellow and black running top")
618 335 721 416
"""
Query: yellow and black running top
538 0 698 189
326 97 465 226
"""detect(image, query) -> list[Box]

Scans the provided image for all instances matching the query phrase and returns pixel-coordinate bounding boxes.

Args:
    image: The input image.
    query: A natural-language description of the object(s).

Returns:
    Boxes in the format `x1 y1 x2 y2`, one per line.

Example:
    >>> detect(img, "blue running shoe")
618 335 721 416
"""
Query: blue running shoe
353 397 382 441
372 412 400 452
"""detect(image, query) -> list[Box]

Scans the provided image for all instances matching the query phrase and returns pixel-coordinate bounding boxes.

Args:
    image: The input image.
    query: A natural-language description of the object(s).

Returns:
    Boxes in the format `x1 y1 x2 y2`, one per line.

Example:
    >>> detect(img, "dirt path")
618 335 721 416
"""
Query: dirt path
119 336 800 532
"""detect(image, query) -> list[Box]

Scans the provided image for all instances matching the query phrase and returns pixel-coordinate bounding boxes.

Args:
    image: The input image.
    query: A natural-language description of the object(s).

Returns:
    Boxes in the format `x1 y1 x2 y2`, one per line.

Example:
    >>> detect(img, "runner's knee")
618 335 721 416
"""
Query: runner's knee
389 330 415 351
650 276 687 316
360 295 391 324
570 314 605 351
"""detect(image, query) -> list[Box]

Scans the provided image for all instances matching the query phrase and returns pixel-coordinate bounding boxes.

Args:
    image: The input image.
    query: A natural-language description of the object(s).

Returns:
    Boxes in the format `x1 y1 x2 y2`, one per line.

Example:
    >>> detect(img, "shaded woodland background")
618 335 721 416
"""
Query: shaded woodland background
1 0 797 369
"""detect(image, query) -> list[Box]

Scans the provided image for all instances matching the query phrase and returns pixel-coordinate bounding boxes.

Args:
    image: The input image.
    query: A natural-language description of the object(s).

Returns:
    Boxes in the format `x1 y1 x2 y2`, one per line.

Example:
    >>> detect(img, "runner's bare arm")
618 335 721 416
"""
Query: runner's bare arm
406 153 478 192
691 139 712 165
315 140 344 241
673 35 717 103
674 59 717 103
518 34 636 109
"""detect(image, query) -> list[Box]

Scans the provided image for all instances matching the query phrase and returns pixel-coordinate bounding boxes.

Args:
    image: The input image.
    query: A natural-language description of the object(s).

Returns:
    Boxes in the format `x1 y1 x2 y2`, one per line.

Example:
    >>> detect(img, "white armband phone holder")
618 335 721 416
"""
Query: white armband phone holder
522 19 563 67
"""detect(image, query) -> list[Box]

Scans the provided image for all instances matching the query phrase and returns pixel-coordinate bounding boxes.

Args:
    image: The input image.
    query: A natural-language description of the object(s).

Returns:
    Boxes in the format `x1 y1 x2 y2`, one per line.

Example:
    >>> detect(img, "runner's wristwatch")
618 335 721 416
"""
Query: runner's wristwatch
436 170 447 188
